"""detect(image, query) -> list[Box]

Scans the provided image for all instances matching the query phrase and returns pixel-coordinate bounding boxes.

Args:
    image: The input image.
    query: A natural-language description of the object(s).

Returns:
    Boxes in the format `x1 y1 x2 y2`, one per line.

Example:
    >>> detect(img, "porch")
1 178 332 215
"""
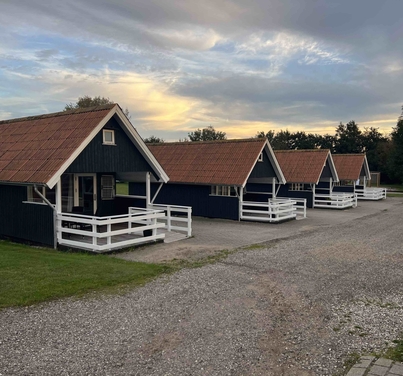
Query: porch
356 187 387 200
314 192 357 209
240 198 298 222
57 204 192 253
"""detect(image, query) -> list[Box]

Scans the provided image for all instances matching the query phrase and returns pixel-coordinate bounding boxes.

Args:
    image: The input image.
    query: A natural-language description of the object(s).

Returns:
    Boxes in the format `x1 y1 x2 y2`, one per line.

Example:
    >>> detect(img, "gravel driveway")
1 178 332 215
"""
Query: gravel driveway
1 199 403 375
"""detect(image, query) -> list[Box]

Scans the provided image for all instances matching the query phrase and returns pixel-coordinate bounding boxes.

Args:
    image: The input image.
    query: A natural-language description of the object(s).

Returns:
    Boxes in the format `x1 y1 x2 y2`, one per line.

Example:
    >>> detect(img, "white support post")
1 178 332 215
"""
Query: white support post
329 177 333 194
146 172 151 208
239 187 243 221
55 179 62 249
312 184 316 208
272 177 276 198
92 224 97 246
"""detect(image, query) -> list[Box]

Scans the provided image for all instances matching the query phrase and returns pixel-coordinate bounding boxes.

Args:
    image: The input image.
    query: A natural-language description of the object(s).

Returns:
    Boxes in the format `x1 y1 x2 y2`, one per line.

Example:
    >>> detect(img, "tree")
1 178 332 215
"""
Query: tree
389 107 403 183
334 121 363 153
64 95 131 119
143 135 164 144
361 127 389 173
188 125 226 141
255 130 275 143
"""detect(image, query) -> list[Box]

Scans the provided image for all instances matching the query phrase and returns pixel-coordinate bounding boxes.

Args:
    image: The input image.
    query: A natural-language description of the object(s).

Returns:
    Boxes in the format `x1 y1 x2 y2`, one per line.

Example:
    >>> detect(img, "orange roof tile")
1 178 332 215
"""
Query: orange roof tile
149 139 267 186
0 104 115 185
275 149 331 183
332 154 366 180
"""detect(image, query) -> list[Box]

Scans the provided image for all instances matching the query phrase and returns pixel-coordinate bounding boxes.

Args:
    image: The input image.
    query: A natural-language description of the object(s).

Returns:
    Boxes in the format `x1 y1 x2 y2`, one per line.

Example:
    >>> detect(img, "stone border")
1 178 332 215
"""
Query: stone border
347 357 403 376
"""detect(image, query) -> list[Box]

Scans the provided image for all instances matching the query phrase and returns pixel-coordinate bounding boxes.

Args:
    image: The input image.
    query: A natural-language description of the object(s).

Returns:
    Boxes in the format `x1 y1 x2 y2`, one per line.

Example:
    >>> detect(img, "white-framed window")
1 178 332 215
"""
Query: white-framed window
26 186 56 204
258 152 263 162
290 183 303 191
101 175 115 200
103 129 115 145
210 185 236 197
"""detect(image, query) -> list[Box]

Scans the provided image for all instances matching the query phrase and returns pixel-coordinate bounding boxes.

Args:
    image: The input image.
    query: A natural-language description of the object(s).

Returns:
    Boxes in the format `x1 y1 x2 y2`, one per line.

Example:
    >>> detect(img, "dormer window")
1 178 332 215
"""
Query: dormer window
103 129 115 145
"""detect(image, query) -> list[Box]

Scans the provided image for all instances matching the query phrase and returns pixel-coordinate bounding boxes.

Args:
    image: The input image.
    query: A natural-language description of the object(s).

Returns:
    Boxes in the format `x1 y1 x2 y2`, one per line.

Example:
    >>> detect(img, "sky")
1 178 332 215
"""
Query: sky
1 0 402 141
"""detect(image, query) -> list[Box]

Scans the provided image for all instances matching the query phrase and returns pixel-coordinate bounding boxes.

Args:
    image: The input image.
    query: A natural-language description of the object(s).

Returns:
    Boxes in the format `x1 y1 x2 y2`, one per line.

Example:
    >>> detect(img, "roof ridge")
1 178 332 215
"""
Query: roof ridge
148 138 265 146
275 149 329 153
0 104 117 125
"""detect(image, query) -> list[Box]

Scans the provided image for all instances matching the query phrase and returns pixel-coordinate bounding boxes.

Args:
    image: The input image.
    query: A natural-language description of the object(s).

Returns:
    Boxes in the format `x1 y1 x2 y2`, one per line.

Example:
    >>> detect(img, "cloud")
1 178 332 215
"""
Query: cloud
0 0 402 141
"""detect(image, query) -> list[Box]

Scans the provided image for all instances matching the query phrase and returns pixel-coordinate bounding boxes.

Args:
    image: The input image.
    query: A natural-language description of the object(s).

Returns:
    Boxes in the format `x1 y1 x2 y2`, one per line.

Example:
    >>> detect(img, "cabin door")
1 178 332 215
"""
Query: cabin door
74 174 97 215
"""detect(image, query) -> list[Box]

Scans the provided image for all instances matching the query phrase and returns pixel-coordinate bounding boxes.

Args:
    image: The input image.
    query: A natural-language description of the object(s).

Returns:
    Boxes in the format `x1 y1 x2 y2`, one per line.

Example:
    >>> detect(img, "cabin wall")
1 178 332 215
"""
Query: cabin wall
249 152 276 178
333 185 355 193
244 183 274 201
65 117 151 174
0 184 54 246
129 183 239 220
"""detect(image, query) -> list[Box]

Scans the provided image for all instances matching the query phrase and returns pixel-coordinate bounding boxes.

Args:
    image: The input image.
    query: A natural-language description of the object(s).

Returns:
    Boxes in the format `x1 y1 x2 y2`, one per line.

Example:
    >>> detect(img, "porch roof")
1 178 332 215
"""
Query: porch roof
275 149 338 184
0 104 168 188
332 154 371 180
149 138 285 187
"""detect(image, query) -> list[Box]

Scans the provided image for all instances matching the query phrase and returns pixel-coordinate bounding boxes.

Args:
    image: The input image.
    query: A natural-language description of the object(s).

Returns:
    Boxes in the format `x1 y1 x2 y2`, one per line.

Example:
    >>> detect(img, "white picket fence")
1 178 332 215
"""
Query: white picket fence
241 198 297 222
57 208 166 253
314 193 357 209
356 187 387 200
144 204 192 237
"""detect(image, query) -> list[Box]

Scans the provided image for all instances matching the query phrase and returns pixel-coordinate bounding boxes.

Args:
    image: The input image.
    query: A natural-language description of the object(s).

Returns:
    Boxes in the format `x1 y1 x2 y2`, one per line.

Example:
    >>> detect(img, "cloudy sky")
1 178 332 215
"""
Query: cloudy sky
1 1 402 140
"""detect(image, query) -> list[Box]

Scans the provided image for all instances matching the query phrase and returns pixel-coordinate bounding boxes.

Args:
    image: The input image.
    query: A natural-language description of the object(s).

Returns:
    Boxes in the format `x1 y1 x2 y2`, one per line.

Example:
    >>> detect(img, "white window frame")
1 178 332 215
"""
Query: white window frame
103 129 115 145
25 186 56 205
258 152 263 162
210 185 236 197
290 183 303 191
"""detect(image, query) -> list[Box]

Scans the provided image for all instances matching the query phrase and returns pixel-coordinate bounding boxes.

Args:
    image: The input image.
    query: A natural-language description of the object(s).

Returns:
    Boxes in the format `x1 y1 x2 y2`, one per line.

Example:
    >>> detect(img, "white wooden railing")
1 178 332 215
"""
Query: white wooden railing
277 197 307 219
314 193 357 209
356 188 387 200
241 198 297 222
57 208 166 253
145 204 192 237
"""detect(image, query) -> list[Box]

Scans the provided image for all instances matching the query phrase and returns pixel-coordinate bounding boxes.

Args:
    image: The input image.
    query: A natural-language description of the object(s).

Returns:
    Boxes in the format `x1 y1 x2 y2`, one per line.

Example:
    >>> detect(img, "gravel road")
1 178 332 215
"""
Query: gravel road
1 199 403 375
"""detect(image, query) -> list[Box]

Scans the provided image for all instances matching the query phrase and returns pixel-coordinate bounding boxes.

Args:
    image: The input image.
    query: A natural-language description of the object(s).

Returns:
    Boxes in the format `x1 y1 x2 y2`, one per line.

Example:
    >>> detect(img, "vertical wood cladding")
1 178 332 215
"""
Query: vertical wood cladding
0 184 54 246
249 151 276 179
65 117 152 174
129 182 239 220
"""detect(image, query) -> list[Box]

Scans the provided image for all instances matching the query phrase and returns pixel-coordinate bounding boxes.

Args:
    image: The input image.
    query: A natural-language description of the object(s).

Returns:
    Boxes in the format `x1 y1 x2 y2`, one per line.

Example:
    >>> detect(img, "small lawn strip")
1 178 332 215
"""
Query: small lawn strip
0 241 171 309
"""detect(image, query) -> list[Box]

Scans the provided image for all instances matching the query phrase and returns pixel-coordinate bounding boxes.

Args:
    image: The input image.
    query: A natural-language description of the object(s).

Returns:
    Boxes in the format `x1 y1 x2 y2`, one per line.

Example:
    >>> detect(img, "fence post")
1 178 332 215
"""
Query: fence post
107 218 111 245
167 206 171 232
92 222 97 248
187 208 192 237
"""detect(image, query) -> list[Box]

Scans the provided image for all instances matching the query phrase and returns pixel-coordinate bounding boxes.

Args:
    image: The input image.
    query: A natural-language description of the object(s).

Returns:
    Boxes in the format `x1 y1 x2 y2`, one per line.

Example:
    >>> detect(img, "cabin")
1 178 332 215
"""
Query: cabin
0 104 175 252
332 154 386 200
133 139 297 222
274 149 356 209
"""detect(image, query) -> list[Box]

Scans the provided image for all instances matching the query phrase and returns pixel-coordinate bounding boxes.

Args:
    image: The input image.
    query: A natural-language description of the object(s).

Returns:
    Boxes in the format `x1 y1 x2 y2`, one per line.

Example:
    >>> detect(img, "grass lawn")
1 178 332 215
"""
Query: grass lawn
0 240 171 309
116 181 129 195
380 183 403 191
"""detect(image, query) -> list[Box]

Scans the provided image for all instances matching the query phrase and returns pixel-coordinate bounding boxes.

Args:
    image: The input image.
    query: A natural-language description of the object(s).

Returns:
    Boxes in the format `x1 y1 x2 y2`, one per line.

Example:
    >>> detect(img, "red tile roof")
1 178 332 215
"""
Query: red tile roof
274 149 331 183
149 139 267 186
332 154 367 180
0 105 116 185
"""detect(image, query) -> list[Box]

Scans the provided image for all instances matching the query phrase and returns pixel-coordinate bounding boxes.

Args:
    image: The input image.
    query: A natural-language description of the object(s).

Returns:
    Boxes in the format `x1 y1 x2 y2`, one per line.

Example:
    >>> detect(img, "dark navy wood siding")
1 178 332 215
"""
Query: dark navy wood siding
333 185 354 193
0 184 54 246
129 182 239 220
249 152 276 179
321 160 333 178
66 117 152 174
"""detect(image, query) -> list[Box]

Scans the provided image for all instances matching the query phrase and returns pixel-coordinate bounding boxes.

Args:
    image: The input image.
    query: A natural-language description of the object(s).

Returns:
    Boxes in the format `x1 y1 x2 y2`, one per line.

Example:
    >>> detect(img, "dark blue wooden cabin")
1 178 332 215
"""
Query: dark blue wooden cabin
0 104 168 248
130 139 286 220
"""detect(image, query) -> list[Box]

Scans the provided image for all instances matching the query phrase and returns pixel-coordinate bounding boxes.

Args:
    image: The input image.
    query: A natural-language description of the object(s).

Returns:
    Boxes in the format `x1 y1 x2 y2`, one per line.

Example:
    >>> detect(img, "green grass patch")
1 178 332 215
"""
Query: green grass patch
242 243 266 250
380 338 403 362
116 181 129 195
0 241 171 309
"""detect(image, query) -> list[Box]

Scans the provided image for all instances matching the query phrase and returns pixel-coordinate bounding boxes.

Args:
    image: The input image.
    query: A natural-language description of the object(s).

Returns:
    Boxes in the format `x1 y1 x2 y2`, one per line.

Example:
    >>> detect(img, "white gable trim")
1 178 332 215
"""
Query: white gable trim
241 139 286 188
320 151 339 184
363 155 371 180
46 105 169 189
